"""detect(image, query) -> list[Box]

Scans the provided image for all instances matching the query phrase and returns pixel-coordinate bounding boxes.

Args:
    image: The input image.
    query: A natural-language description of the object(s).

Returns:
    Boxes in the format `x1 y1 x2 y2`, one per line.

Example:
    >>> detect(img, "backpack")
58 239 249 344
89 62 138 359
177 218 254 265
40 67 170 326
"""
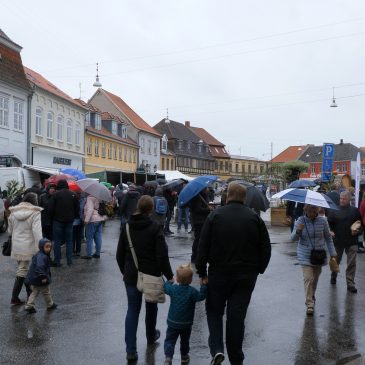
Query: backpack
154 197 167 215
98 202 108 216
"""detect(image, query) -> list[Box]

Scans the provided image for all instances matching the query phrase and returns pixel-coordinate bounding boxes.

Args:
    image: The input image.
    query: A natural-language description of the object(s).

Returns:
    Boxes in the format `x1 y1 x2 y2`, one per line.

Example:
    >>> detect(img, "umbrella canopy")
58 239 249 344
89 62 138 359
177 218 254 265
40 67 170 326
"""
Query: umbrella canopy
272 188 338 209
162 179 187 191
76 178 112 202
178 175 218 207
60 168 86 180
100 181 113 189
144 181 159 188
246 186 270 212
288 179 317 188
68 180 82 193
44 174 75 187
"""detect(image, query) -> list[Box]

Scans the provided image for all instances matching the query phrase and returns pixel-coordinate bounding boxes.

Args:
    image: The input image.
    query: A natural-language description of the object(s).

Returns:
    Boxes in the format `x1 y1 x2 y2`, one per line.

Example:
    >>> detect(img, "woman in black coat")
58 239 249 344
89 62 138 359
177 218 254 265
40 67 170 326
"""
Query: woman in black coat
116 195 173 362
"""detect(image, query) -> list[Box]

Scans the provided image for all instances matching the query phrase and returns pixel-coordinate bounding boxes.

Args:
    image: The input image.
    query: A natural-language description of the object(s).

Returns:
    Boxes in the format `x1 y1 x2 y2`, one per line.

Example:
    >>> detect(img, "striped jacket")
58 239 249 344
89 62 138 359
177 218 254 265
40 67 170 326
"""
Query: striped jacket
291 215 336 266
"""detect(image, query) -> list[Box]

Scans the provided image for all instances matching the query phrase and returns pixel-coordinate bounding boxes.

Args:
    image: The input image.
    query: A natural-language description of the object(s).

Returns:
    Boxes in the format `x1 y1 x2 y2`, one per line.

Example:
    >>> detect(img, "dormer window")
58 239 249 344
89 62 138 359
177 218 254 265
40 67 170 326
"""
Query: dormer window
112 121 117 135
198 140 203 153
95 114 101 130
187 141 191 151
177 139 183 150
85 112 91 126
122 126 127 139
161 134 168 151
205 145 209 153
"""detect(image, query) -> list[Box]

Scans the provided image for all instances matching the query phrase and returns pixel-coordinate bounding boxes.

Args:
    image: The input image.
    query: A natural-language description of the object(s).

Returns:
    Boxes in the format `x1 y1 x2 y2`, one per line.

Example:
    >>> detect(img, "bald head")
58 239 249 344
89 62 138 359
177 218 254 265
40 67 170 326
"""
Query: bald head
226 182 246 203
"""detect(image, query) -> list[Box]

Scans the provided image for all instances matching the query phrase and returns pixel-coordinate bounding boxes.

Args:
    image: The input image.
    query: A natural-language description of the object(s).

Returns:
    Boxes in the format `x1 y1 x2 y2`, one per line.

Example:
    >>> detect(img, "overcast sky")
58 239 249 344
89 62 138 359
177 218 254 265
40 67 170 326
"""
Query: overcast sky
2 1 365 159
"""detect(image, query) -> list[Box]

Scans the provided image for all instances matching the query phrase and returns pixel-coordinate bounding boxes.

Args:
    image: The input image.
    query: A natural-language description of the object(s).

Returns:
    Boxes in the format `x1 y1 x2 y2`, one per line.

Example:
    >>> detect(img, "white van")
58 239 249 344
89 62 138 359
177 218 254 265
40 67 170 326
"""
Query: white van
0 167 41 190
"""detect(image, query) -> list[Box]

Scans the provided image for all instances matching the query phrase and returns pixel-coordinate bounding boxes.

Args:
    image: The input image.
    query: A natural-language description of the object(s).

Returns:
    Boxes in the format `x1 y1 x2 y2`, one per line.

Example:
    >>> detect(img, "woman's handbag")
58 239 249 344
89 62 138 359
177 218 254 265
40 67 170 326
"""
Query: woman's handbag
126 223 165 303
2 236 12 256
329 257 340 273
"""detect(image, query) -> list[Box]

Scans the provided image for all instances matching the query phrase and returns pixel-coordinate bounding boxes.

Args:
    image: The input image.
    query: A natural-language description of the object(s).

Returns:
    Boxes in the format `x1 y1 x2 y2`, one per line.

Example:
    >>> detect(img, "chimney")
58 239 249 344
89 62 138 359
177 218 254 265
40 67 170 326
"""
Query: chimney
185 121 190 128
340 139 343 144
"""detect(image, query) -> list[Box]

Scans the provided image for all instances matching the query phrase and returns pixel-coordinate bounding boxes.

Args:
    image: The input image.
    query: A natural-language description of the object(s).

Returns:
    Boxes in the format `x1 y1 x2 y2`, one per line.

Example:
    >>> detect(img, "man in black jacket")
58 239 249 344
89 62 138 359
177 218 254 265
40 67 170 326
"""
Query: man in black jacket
197 182 271 365
39 183 56 240
327 190 362 293
48 180 79 266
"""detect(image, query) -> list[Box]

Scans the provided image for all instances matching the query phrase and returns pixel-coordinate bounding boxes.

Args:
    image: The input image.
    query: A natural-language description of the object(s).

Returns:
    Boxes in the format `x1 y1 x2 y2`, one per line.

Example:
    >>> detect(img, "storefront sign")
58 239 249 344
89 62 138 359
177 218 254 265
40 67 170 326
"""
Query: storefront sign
53 157 72 165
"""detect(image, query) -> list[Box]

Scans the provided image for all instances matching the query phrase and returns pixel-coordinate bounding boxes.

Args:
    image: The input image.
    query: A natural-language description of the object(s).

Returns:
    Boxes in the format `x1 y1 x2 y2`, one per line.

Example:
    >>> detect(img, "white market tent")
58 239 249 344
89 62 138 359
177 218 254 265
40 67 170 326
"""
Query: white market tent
156 170 193 182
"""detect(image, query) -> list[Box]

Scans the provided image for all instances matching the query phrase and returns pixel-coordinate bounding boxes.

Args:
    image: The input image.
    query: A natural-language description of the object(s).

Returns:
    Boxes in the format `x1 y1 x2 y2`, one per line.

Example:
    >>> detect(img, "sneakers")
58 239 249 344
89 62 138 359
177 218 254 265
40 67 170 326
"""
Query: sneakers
147 329 160 345
81 256 92 260
126 352 138 362
47 303 58 311
347 286 358 293
357 246 365 253
306 307 314 316
210 353 225 365
164 357 172 365
25 306 37 314
181 354 190 363
92 254 100 259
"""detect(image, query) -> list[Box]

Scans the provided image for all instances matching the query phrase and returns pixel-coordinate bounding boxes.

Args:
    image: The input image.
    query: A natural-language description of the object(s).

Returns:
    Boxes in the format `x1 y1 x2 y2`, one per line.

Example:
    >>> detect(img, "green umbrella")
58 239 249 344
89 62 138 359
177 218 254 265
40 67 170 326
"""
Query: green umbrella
100 182 113 189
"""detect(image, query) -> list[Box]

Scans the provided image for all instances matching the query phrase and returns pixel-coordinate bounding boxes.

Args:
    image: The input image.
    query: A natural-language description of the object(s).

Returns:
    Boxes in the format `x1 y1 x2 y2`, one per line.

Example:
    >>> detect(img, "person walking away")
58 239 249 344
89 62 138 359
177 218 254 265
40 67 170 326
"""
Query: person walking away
48 179 79 266
291 204 337 315
116 195 174 362
327 191 363 293
358 192 365 253
39 183 56 240
72 192 82 256
326 183 340 206
189 188 211 263
196 182 271 365
151 187 168 230
82 195 105 259
163 189 176 235
177 205 190 233
119 184 141 227
163 264 207 365
24 238 57 313
8 193 43 305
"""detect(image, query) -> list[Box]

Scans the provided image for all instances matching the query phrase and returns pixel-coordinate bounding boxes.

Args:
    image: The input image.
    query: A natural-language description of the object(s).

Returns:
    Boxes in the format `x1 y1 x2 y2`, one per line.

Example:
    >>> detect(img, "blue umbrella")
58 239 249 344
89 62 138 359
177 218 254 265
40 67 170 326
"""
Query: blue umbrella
60 168 86 181
178 175 218 207
288 179 317 188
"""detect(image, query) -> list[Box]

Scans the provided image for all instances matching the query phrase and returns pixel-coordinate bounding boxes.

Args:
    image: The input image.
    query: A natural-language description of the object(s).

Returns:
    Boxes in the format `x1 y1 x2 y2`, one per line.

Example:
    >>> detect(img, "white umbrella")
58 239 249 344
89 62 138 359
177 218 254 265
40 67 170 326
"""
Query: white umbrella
76 178 112 202
272 188 338 209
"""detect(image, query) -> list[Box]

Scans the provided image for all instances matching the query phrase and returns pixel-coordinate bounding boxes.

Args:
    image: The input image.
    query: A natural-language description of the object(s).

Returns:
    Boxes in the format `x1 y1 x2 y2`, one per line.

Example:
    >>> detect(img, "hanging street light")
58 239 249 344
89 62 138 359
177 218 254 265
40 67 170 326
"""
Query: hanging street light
330 87 338 107
93 62 102 88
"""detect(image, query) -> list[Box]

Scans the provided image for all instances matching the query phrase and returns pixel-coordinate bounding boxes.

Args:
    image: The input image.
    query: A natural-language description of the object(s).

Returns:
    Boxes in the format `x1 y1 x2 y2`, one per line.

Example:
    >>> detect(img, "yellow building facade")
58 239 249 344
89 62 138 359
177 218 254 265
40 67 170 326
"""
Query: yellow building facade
229 155 267 179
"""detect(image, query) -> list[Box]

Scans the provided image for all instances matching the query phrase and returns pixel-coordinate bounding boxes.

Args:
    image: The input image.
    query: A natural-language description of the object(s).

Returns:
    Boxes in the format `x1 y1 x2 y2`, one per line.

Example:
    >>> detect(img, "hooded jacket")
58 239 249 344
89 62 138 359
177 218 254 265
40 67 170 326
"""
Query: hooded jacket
26 238 52 286
116 213 173 285
39 185 56 226
119 188 141 219
8 202 43 261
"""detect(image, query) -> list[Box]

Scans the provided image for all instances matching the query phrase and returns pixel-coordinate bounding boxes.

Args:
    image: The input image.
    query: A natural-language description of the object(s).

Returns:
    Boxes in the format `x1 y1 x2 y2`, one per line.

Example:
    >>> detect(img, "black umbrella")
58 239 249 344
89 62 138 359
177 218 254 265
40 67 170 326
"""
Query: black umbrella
246 186 270 212
162 179 187 190
144 181 158 188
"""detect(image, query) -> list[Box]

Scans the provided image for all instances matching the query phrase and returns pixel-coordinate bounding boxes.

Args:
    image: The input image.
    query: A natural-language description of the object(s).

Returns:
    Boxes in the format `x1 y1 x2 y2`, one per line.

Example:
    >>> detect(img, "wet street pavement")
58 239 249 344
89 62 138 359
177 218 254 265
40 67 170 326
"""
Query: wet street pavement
1 217 365 365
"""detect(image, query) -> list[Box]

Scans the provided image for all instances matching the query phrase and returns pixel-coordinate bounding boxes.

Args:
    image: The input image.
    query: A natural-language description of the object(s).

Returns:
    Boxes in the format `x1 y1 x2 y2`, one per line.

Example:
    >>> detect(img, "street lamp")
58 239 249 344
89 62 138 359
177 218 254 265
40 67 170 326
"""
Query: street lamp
93 62 102 88
330 87 338 108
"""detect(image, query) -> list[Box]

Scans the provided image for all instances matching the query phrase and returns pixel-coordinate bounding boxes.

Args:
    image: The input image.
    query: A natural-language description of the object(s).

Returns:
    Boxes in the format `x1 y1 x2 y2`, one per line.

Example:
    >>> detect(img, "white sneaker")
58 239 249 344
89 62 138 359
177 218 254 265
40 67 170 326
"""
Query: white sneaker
210 353 225 365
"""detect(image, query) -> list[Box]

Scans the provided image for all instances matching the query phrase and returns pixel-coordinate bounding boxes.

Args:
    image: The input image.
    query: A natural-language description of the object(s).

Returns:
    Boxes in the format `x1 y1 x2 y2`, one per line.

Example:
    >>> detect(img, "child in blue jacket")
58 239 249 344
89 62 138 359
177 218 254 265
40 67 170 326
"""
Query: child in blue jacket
25 238 57 314
164 264 207 364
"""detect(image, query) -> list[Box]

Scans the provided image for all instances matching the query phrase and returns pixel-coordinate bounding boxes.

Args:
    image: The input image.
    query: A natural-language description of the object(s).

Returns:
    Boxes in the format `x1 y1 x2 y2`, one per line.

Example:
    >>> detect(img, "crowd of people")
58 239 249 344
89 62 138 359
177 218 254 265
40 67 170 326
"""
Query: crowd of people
3 175 365 364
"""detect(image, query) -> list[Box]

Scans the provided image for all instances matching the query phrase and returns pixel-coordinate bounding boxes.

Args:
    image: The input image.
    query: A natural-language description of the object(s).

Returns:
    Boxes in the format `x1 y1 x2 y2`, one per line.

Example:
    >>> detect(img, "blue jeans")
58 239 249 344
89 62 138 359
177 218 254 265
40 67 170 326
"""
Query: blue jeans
206 272 257 364
53 220 73 265
85 222 103 256
124 284 158 354
164 326 192 358
177 207 190 230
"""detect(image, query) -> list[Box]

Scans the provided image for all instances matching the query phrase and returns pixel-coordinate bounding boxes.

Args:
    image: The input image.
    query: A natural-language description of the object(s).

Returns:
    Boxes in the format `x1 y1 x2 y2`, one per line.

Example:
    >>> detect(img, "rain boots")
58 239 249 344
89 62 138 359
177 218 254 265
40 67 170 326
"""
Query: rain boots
11 276 25 305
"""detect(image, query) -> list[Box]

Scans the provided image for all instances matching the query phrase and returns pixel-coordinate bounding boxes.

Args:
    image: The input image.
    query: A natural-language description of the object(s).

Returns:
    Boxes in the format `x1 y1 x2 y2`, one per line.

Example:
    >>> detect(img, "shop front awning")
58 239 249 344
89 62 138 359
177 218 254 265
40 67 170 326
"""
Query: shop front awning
23 164 60 176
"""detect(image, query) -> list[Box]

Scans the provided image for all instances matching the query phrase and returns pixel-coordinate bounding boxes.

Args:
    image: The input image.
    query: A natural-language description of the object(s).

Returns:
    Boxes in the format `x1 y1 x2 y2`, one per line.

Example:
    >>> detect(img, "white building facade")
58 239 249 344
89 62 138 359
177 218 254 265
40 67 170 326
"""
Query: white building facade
0 30 32 166
25 67 86 170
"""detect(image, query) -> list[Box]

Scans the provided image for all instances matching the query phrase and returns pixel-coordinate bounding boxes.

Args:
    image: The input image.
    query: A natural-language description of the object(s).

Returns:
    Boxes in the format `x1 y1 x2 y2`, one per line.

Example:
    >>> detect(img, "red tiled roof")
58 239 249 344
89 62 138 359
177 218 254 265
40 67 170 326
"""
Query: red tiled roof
271 145 307 163
24 66 85 109
190 126 229 158
86 126 138 147
100 89 160 137
74 99 101 113
0 44 31 91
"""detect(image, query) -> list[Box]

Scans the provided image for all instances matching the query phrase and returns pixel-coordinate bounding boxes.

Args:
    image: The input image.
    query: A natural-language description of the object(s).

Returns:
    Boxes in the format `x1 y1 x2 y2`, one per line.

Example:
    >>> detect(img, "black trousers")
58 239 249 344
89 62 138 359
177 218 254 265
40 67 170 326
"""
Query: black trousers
191 223 203 262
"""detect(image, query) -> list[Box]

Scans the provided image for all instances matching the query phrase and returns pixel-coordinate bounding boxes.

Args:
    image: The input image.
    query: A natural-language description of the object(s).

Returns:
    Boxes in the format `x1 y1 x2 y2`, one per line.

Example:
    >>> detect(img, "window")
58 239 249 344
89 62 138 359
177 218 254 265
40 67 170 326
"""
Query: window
148 140 151 155
242 164 245 173
133 150 136 163
107 143 112 159
118 146 122 160
47 112 54 139
342 163 347 172
85 112 90 126
87 138 92 155
13 100 24 131
178 140 183 150
154 141 157 156
311 165 315 173
248 164 252 173
187 141 191 151
112 121 117 135
66 120 72 144
162 138 167 151
167 159 170 170
220 161 223 171
122 126 127 139
113 144 117 160
171 159 174 170
225 161 228 171
0 95 9 127
35 107 42 136
198 143 203 153
124 147 127 162
235 163 239 173
95 114 101 130
56 116 63 141
128 148 132 162
141 137 145 153
94 139 99 156
101 142 106 158
162 158 165 170
75 123 81 146
260 165 264 173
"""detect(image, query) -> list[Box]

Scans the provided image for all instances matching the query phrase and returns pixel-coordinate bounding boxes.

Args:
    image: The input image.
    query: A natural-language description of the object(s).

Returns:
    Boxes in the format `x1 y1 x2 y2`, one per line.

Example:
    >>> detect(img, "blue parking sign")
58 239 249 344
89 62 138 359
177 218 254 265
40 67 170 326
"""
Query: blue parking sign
321 143 335 182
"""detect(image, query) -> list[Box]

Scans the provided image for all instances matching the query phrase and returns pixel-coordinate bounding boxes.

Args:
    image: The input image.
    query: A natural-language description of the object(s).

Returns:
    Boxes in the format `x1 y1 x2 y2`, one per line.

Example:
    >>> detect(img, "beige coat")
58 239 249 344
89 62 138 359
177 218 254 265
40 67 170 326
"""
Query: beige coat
8 202 43 261
84 196 104 224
